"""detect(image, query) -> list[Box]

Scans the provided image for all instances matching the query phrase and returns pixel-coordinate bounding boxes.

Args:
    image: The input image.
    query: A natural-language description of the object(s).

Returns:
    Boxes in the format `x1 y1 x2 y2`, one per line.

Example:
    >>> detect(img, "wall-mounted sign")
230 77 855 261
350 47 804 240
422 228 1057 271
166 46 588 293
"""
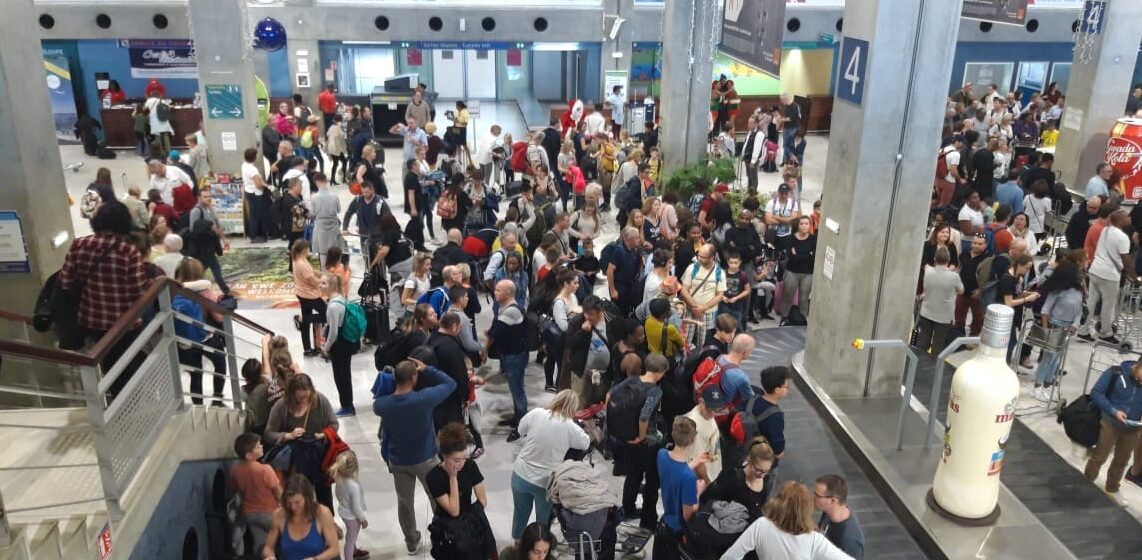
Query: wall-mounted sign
721 0 785 78
205 84 244 120
399 41 529 51
0 211 30 274
962 0 1030 25
836 37 869 107
120 39 196 80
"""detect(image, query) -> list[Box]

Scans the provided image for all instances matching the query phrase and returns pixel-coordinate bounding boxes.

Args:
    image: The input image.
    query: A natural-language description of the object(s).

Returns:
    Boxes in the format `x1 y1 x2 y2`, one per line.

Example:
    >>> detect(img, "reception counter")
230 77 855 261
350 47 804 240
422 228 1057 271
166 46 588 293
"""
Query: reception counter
100 103 202 150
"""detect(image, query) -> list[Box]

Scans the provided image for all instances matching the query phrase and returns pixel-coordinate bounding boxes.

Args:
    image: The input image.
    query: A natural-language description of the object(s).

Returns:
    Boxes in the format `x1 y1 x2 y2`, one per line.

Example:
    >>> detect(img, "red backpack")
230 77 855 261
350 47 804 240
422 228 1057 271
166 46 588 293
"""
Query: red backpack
692 356 732 421
510 141 529 173
935 148 951 180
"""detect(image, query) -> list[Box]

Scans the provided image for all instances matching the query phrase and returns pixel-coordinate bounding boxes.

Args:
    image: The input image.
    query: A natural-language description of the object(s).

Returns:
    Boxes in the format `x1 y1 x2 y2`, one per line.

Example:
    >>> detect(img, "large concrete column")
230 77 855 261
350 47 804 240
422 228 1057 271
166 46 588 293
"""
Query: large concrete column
1053 0 1142 191
188 0 261 176
659 0 718 171
0 0 74 310
288 39 321 101
803 0 963 398
601 0 634 84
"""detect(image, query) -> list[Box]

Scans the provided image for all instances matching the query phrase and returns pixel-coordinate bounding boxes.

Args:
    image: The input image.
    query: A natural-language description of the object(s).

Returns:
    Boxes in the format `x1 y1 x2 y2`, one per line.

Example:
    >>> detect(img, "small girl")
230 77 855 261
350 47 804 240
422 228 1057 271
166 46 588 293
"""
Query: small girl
329 450 369 560
325 246 351 297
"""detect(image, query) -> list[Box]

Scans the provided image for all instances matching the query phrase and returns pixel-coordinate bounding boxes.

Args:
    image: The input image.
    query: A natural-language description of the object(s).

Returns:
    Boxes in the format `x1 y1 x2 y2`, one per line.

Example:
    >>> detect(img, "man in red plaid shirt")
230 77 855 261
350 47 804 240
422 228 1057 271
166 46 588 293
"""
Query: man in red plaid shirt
59 201 151 382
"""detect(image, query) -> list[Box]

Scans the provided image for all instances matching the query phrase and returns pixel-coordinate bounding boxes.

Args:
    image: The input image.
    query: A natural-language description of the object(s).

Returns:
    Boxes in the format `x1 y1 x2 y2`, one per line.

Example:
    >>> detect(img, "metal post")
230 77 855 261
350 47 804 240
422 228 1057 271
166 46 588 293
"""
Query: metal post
850 339 918 450
924 337 980 449
222 315 244 413
156 284 186 409
78 364 124 520
0 487 9 546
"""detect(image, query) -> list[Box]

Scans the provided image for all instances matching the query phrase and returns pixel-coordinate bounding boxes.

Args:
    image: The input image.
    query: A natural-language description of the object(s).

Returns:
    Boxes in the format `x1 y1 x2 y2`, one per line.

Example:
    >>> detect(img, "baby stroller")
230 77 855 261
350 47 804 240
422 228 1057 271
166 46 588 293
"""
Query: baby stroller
547 449 649 560
551 503 621 560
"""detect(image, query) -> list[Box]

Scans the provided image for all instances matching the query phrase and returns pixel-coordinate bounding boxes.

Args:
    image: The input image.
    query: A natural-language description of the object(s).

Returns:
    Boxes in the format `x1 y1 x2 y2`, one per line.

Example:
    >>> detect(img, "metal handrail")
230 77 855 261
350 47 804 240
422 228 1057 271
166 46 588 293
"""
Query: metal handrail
850 338 919 450
0 278 273 368
924 337 980 449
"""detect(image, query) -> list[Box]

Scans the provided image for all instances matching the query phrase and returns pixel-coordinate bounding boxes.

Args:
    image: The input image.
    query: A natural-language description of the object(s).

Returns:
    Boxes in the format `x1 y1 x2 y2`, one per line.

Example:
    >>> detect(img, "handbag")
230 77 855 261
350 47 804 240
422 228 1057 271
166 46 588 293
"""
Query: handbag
538 314 562 347
42 242 117 349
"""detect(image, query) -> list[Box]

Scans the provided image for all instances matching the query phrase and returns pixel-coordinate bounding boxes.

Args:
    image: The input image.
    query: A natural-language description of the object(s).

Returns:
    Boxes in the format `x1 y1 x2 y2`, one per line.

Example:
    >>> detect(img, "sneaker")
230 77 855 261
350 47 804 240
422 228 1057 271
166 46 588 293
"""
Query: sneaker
545 385 558 394
406 532 422 555
1077 334 1095 343
353 549 370 559
294 315 303 331
1125 467 1142 488
335 407 356 417
507 429 521 442
1100 335 1122 345
1105 490 1129 507
470 447 485 460
1020 358 1034 369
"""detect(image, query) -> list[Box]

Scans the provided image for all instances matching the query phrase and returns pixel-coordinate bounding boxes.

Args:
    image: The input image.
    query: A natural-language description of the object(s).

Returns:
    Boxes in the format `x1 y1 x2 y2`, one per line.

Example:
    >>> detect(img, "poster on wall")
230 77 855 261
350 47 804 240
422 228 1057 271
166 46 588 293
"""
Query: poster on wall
962 0 1030 25
43 53 79 143
120 39 197 79
721 0 785 78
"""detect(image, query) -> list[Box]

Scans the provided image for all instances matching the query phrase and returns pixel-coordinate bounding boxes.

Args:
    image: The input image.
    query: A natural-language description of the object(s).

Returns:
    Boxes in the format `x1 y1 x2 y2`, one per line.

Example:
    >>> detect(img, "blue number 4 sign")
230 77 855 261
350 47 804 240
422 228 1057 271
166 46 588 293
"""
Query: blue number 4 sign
837 37 869 108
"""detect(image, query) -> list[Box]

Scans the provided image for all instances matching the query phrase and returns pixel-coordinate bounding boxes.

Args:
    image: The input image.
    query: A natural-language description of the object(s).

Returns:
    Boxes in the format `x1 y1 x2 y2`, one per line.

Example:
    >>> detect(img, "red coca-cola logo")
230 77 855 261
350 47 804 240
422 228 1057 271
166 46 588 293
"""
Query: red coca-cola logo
1107 137 1142 177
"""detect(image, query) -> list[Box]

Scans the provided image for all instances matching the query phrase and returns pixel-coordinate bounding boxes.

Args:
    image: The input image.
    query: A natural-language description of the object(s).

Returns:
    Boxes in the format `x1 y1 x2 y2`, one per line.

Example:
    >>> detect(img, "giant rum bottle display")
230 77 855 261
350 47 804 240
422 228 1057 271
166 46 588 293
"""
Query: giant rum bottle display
931 304 1020 521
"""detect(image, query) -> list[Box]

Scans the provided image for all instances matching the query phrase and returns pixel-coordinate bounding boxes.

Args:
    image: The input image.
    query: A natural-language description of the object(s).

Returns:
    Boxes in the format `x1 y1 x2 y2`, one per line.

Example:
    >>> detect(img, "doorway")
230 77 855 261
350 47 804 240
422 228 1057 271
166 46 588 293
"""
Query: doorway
432 49 498 100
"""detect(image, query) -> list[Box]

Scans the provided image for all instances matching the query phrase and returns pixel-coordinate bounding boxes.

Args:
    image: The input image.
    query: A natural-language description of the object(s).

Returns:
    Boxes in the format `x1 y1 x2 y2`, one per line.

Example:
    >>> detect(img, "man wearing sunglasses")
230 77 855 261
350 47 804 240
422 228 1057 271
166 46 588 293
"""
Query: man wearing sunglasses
814 474 865 559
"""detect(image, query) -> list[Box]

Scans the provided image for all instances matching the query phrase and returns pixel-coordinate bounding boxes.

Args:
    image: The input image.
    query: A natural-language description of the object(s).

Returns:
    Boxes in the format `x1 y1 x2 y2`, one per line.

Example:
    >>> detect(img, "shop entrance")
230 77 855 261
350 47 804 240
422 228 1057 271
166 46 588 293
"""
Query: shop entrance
432 49 497 99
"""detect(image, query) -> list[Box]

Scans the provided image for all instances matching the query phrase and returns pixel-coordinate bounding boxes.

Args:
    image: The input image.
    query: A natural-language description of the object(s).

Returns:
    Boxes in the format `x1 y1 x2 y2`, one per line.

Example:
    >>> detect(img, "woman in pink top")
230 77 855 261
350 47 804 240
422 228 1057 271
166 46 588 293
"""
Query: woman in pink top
291 240 326 357
659 192 680 242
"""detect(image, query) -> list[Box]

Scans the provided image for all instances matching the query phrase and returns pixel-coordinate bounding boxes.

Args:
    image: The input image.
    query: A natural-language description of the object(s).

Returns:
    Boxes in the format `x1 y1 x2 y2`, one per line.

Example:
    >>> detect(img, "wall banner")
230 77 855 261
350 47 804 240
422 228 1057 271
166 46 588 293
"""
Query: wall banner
721 0 786 78
120 39 197 79
963 0 1030 25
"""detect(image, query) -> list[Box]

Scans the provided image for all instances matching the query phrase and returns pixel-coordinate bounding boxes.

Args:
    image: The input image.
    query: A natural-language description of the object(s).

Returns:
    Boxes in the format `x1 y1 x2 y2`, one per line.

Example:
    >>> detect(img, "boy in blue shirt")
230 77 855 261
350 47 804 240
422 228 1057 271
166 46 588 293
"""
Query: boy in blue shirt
654 416 706 560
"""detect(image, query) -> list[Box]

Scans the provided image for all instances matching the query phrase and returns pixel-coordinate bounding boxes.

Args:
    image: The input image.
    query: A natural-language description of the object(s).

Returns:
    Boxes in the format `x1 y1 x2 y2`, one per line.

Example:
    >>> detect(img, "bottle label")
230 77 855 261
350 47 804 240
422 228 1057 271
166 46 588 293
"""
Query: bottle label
980 326 1009 349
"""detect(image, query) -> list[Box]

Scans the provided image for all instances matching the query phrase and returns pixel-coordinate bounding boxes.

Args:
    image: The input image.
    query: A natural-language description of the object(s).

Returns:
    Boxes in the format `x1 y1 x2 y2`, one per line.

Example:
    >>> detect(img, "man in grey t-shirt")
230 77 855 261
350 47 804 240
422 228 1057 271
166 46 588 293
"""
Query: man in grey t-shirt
917 247 963 354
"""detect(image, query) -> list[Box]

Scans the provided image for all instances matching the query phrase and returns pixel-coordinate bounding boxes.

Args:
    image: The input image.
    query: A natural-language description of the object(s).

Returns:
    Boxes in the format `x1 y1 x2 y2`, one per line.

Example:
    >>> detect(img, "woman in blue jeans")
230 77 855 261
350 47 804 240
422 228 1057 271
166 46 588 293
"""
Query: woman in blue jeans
510 390 591 540
1033 251 1086 401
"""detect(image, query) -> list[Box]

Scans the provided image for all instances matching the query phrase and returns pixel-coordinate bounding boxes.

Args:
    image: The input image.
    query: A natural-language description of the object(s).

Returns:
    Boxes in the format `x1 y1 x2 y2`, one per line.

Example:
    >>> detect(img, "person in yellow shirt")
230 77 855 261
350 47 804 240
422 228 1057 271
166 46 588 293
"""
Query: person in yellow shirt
1040 122 1059 148
645 298 686 359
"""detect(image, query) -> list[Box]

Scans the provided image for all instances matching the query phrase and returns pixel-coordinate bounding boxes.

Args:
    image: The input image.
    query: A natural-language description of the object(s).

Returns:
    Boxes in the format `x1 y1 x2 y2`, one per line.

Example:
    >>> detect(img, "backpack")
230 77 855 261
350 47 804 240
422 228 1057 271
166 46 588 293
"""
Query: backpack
332 298 367 343
374 330 409 370
417 286 452 316
300 127 315 149
974 256 996 296
935 147 951 180
607 380 653 443
688 193 706 216
525 202 551 248
692 357 726 409
731 394 782 446
436 191 458 219
1058 394 1102 448
598 241 620 272
581 154 600 182
156 101 172 122
780 305 808 327
80 188 101 219
662 345 721 419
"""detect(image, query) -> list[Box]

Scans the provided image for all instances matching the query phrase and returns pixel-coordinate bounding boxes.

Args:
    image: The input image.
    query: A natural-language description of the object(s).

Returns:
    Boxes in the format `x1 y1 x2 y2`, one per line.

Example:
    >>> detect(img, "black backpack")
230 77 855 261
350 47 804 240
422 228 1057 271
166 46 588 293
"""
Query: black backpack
735 393 782 447
607 380 652 443
156 101 172 122
661 345 720 419
1057 370 1119 448
780 305 808 327
374 329 409 370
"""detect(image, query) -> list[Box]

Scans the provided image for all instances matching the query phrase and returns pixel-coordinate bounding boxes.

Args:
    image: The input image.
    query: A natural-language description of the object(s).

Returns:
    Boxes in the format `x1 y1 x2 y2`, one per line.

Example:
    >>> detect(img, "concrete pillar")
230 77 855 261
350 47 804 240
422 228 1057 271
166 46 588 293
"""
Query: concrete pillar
1053 0 1142 191
601 0 634 84
803 0 963 398
288 39 321 102
188 0 261 175
0 0 74 309
659 0 718 171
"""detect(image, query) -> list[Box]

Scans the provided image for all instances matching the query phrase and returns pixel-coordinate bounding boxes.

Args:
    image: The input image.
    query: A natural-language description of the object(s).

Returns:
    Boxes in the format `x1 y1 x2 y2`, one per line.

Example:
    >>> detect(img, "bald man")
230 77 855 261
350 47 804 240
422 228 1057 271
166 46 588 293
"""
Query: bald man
488 279 529 440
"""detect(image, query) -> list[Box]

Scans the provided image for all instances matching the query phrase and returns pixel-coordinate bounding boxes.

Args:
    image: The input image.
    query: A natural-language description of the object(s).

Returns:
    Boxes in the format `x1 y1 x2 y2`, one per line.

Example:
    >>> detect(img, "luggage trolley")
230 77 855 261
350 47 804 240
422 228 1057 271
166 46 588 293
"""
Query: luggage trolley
1109 278 1142 353
1015 321 1073 411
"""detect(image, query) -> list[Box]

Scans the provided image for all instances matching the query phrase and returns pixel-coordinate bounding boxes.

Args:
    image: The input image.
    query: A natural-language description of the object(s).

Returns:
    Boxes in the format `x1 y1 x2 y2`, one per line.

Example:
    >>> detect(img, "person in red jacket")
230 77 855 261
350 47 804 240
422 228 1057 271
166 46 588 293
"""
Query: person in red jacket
565 162 587 210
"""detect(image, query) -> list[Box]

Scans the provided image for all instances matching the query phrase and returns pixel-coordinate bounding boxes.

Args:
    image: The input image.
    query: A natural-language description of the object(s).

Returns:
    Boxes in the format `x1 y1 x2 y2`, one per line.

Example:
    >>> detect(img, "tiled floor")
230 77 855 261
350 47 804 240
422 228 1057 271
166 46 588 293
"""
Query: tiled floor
54 127 830 558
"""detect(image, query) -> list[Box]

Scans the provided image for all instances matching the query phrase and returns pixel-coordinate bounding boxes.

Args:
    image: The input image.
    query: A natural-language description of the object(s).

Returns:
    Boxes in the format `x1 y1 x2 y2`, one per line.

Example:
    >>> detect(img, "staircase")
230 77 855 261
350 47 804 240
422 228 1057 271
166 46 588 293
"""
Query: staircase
0 280 271 559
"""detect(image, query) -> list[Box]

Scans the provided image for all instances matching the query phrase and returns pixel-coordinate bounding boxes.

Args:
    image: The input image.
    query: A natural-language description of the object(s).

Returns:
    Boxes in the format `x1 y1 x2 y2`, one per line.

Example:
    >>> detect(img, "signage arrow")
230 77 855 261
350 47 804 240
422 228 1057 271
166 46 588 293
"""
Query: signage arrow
230 108 243 117
211 107 223 118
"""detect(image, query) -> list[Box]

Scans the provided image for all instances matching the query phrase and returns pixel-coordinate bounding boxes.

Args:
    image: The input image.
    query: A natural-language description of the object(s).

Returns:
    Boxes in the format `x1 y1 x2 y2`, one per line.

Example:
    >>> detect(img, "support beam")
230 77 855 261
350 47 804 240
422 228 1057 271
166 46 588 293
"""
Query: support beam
188 0 262 176
1053 0 1142 192
659 0 718 171
0 0 74 311
804 0 963 398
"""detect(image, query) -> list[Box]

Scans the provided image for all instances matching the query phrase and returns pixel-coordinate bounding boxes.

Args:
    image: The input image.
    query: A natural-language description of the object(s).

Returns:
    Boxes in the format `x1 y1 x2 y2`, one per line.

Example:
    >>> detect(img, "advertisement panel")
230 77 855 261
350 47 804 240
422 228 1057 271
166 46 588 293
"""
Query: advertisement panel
721 0 785 78
121 39 197 79
963 0 1030 25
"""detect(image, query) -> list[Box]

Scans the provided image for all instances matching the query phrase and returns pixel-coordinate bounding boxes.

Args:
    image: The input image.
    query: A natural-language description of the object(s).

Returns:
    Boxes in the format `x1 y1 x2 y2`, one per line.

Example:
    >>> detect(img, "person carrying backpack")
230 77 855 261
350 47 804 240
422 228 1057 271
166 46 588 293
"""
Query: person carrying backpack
1083 361 1142 506
322 273 366 417
606 352 668 530
728 366 791 478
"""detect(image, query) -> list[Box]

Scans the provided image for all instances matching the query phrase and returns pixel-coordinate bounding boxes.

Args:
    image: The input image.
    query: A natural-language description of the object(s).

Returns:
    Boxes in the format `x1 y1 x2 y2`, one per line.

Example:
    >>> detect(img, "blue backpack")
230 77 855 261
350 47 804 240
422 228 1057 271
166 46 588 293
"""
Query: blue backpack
416 286 452 316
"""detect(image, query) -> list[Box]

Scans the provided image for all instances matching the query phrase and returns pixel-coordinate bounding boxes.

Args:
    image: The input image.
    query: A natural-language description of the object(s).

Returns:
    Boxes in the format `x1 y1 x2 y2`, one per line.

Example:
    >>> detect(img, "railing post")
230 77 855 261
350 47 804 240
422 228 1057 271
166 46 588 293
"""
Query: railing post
0 486 10 547
850 338 918 450
78 364 124 521
156 284 186 409
925 337 981 449
222 315 244 413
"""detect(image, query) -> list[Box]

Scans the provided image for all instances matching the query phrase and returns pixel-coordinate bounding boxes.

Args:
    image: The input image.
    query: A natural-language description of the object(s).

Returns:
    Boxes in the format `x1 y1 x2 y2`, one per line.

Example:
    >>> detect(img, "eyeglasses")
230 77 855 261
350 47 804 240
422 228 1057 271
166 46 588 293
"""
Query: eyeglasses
814 492 834 500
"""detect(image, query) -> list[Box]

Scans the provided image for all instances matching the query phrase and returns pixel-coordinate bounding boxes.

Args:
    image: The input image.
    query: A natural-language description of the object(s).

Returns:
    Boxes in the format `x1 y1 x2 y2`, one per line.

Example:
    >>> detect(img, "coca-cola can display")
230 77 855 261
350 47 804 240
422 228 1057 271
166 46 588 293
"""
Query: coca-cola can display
1108 118 1142 202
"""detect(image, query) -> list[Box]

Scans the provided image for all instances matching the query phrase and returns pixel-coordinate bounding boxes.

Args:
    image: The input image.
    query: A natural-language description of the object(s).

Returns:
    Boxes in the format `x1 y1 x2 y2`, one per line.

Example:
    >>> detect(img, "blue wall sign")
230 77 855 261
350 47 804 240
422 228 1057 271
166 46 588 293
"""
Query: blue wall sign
836 37 869 107
205 84 244 120
401 41 530 51
1080 0 1106 35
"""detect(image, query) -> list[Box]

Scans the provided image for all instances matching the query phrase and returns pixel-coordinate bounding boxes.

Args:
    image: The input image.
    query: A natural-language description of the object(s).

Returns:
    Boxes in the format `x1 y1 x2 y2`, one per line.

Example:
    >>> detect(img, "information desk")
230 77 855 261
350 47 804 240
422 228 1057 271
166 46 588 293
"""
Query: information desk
99 103 202 150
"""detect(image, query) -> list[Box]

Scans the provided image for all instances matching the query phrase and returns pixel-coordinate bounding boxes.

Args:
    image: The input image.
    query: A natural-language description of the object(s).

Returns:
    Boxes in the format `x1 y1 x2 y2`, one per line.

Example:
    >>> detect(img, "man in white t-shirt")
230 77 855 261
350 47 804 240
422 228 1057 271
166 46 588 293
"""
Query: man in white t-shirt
474 125 503 183
682 386 726 483
765 180 802 250
957 190 986 242
148 159 192 206
681 243 727 338
1080 210 1136 344
241 147 271 242
605 85 627 140
584 102 607 136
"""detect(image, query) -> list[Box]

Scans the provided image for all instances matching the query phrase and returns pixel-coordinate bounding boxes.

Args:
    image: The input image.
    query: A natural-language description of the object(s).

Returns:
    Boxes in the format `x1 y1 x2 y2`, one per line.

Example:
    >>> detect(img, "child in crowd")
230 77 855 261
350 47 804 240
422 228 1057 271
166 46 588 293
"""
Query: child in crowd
1040 122 1059 148
229 433 282 557
645 298 686 361
720 252 751 327
653 416 705 560
329 450 369 560
325 246 351 297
